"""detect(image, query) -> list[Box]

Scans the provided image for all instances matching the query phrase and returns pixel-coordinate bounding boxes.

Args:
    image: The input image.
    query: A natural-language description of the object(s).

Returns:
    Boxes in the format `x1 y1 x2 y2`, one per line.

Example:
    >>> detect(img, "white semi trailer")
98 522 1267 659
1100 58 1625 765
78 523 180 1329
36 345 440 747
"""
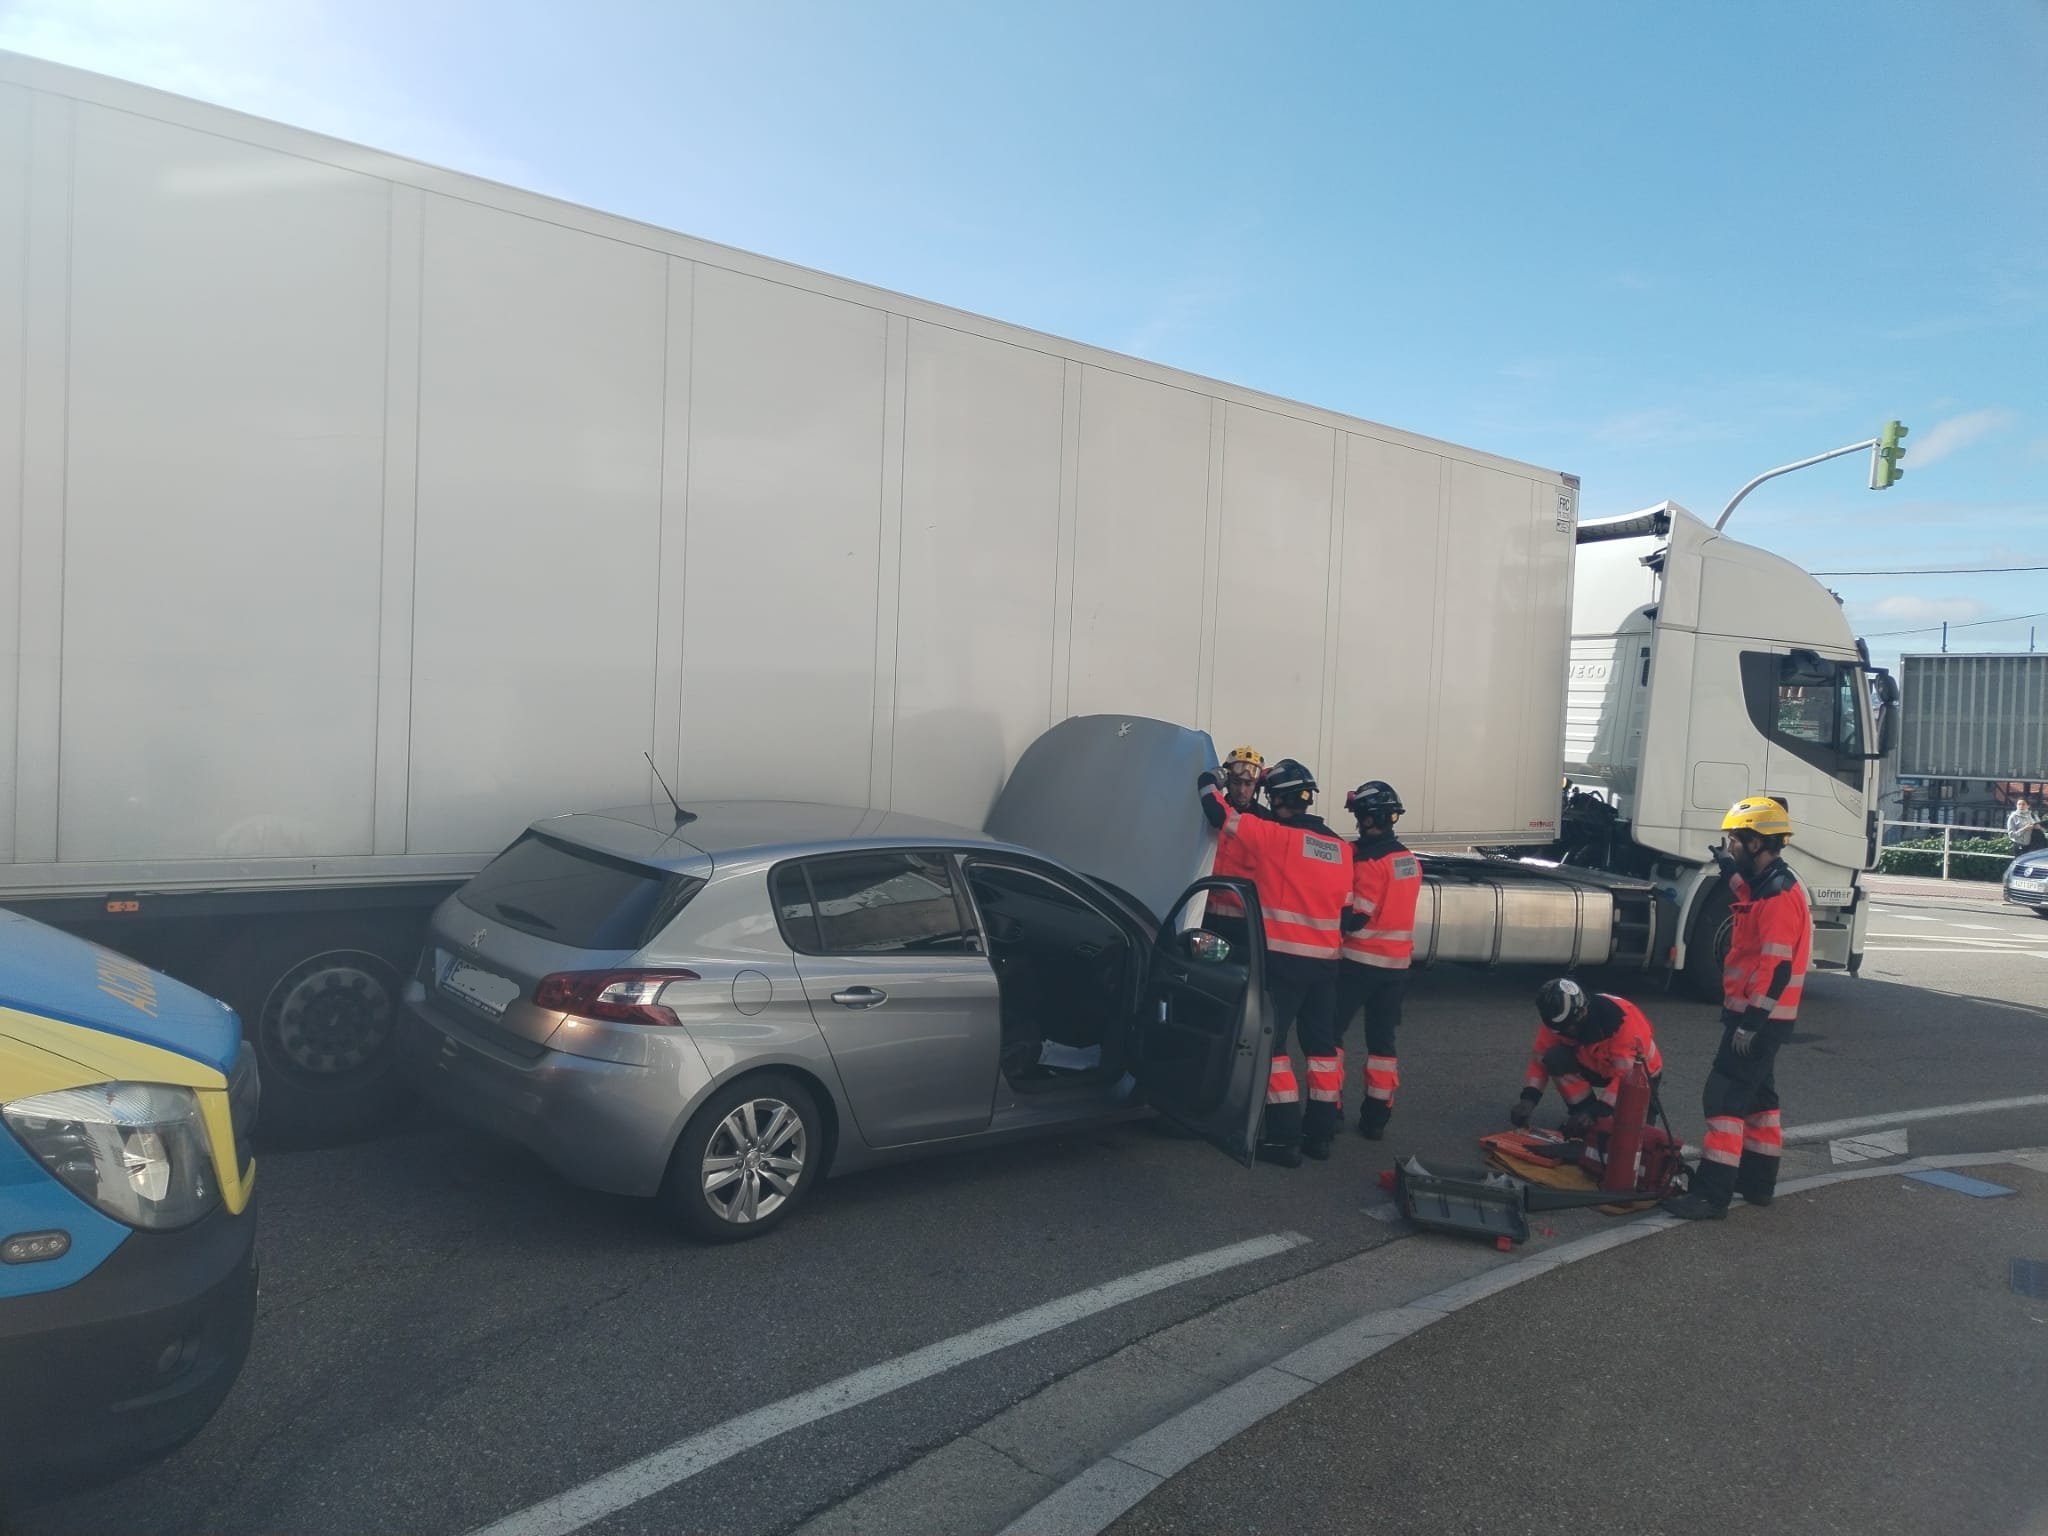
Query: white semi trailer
0 53 1891 1134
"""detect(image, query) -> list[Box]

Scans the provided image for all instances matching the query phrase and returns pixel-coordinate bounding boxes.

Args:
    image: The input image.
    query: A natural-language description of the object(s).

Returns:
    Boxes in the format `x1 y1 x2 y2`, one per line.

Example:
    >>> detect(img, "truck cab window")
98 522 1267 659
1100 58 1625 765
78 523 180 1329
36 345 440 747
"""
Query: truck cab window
1739 650 1864 789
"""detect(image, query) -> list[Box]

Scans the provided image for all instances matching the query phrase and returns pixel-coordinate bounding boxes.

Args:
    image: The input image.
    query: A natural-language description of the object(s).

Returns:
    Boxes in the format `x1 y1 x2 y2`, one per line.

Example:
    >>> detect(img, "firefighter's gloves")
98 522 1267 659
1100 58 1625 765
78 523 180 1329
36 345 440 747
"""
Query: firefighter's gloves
1198 770 1221 791
1508 1096 1536 1129
1561 1111 1595 1140
1709 841 1738 879
1731 1027 1758 1056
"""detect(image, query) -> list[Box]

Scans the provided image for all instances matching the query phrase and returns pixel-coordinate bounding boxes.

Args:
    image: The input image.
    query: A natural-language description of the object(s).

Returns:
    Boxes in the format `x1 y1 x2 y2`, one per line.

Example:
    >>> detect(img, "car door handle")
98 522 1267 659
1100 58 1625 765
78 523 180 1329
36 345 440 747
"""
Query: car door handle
831 987 887 1009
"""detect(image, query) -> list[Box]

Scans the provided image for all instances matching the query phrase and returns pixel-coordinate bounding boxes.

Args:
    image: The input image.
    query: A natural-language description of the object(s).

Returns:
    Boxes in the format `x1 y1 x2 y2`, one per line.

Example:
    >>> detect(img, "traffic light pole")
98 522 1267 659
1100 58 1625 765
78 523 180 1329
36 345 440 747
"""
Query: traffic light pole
1713 437 1881 530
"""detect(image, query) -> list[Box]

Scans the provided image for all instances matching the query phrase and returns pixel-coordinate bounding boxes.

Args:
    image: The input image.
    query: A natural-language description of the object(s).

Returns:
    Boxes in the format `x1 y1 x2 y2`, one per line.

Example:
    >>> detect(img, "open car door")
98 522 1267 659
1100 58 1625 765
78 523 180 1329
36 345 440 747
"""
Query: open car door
1129 876 1270 1167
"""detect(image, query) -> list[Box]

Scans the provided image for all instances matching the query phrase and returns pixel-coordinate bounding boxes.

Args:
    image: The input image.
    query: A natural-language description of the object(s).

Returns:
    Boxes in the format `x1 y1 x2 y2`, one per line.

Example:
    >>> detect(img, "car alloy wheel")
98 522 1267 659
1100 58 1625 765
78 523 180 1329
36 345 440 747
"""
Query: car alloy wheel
701 1097 807 1226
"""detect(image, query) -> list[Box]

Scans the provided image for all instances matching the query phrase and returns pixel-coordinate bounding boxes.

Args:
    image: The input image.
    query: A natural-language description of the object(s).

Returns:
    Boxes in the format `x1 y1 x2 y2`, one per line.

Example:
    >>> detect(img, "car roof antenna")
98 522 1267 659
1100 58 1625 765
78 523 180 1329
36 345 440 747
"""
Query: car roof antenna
644 752 696 826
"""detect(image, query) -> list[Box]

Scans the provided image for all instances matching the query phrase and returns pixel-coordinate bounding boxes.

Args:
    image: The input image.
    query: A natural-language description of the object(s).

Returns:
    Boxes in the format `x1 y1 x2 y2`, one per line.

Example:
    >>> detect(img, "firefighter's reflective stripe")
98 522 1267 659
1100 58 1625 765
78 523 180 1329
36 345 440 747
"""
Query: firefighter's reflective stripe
1216 799 1351 958
1702 1115 1745 1167
1266 909 1342 931
1267 1055 1300 1105
1743 1107 1783 1157
1363 1053 1398 1104
1306 1052 1344 1104
1344 844 1422 970
1760 943 1795 958
1557 1074 1593 1109
1346 950 1410 969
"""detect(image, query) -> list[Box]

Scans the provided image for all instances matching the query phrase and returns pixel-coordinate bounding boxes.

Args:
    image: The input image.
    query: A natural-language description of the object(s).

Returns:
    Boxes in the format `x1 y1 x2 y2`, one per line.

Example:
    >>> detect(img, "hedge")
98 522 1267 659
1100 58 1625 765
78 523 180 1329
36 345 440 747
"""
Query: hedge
1875 834 2014 882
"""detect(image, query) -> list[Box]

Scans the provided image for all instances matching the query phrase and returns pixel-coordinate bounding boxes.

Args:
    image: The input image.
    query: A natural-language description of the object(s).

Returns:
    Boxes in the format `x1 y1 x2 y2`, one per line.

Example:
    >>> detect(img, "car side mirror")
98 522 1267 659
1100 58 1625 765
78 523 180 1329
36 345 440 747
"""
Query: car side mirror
1180 930 1231 964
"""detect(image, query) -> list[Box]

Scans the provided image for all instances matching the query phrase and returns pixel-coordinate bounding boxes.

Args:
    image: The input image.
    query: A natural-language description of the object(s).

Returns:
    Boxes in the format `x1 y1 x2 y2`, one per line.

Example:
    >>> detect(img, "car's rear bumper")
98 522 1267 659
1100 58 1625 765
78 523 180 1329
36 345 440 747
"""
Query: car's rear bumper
398 989 691 1197
0 1199 257 1491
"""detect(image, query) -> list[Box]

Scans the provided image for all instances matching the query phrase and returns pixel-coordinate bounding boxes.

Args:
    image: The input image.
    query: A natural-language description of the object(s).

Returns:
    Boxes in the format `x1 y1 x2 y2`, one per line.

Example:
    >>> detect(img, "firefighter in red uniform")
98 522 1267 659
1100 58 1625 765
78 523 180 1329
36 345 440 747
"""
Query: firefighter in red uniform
1511 977 1665 1180
1338 781 1421 1140
1204 747 1268 954
1198 758 1352 1166
1664 797 1812 1221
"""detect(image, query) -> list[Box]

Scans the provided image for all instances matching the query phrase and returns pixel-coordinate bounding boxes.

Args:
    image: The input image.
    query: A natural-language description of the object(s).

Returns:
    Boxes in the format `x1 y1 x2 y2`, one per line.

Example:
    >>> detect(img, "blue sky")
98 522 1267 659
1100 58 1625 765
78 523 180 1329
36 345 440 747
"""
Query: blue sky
6 0 2044 670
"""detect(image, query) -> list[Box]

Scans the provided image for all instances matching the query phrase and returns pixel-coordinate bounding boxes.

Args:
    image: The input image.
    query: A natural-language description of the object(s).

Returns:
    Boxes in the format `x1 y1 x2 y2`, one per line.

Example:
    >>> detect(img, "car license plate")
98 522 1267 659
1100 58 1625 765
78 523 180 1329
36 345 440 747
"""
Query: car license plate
442 959 519 1018
2011 876 2046 894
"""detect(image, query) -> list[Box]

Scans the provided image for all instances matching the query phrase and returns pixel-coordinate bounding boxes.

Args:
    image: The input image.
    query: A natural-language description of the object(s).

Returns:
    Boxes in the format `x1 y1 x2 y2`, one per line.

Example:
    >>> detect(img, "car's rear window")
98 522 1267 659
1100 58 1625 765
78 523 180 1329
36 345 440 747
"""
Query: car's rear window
457 832 702 950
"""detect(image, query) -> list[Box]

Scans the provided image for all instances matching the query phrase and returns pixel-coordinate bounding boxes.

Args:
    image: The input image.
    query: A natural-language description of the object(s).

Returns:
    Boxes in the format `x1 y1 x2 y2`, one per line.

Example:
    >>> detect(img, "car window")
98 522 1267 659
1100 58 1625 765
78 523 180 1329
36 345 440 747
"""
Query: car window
775 851 974 955
457 832 702 949
965 862 1127 955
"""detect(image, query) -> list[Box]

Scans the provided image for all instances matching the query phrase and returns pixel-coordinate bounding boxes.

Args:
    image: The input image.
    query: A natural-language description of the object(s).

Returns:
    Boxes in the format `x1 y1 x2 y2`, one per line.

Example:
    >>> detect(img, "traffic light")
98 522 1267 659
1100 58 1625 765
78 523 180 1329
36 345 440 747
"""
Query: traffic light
1871 419 1908 490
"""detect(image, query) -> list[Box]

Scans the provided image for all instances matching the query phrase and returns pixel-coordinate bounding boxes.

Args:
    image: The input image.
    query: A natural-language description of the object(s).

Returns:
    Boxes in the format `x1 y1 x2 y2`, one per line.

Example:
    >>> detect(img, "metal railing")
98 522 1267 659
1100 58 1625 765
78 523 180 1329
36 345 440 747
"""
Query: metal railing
1876 818 2028 881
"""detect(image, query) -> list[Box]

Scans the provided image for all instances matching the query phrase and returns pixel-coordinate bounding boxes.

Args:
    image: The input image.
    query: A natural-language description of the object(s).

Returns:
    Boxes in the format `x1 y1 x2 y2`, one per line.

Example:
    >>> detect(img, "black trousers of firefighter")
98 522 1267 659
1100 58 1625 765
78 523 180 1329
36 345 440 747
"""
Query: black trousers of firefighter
1339 964 1406 1134
1262 954 1342 1146
1693 1019 1788 1209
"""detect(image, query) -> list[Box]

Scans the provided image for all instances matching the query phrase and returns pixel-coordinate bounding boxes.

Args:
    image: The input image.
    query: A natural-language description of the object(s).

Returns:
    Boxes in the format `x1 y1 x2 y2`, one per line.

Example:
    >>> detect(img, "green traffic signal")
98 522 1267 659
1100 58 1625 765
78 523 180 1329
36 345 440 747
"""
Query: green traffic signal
1872 419 1909 490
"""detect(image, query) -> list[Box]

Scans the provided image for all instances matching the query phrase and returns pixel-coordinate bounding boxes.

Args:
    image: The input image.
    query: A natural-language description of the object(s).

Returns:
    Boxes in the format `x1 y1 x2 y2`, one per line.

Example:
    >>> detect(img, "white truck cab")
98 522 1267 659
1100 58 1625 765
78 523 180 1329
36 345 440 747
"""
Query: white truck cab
1562 503 1897 994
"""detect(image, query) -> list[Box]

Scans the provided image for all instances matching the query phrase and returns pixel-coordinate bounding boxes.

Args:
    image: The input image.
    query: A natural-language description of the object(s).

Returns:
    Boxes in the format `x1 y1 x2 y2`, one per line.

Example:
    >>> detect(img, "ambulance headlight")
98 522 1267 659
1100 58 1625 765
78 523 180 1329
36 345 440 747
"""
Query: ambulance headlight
3 1083 220 1230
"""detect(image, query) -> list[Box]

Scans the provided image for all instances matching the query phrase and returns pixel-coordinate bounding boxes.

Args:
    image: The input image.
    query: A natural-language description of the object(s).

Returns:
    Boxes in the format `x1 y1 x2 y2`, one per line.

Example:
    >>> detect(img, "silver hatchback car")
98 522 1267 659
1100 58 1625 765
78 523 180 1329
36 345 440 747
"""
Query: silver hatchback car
399 717 1271 1240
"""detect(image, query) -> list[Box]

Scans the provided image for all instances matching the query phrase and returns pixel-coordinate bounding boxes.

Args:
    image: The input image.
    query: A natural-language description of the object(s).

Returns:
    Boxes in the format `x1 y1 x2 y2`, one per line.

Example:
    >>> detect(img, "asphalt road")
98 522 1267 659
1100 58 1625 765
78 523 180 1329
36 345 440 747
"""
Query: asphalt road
10 882 2046 1536
1106 1163 2048 1536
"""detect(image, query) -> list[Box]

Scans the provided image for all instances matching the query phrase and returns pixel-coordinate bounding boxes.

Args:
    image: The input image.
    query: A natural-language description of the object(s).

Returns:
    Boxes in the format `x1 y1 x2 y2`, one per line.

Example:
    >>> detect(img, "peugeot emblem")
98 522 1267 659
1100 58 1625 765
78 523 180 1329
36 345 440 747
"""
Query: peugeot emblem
470 929 488 951
1118 721 1132 737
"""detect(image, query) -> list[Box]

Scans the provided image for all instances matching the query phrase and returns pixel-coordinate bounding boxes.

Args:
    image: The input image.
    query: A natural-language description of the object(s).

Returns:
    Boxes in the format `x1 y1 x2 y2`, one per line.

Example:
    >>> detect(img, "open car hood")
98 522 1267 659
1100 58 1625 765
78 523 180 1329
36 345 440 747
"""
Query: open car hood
984 715 1218 922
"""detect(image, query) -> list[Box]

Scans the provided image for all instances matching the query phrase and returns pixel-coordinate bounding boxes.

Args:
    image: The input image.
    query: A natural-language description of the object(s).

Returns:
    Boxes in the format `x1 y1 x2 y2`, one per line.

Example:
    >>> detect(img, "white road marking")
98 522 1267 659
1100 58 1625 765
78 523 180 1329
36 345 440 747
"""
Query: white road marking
466 1231 1310 1536
1829 1128 1908 1163
1890 914 1937 923
998 1151 2046 1536
1866 932 2048 945
1951 923 2000 932
1787 1096 2048 1144
1861 946 2042 954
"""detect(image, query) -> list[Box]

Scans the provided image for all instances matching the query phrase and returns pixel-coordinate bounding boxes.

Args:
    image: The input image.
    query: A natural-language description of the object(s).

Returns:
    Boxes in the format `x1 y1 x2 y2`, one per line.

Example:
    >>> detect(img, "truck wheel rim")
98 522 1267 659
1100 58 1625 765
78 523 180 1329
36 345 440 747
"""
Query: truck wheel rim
267 951 397 1077
702 1098 806 1224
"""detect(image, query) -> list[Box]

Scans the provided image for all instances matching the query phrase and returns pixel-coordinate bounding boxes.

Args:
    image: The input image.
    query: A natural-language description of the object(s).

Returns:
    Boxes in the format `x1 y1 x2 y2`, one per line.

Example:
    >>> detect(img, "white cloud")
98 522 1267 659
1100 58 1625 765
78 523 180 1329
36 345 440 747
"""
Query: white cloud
1911 408 2019 468
1591 407 1734 446
1864 595 1990 626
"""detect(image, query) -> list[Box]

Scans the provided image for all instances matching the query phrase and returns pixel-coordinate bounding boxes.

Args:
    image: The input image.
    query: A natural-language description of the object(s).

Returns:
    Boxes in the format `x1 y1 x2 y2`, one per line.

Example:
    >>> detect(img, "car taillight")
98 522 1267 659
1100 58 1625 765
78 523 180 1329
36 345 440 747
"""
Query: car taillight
532 969 700 1026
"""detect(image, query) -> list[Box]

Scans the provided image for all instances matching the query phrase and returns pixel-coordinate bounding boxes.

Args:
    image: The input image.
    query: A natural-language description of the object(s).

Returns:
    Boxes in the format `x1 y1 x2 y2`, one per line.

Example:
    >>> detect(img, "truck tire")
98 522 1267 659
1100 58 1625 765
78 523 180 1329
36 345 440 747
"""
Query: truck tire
208 920 416 1145
1682 884 1735 1003
665 1074 823 1243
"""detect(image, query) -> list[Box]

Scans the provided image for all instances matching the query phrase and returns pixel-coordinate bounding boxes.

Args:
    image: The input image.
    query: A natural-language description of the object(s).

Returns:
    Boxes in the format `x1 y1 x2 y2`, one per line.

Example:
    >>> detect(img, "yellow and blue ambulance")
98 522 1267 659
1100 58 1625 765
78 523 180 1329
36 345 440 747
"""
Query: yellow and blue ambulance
0 909 259 1487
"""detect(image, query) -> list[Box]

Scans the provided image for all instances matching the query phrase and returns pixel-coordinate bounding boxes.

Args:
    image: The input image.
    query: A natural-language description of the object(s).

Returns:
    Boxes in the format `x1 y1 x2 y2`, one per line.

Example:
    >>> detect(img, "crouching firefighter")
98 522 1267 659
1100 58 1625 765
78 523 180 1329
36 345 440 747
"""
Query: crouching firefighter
1199 758 1352 1166
1203 746 1268 955
1512 978 1665 1179
1664 797 1812 1221
1338 781 1421 1140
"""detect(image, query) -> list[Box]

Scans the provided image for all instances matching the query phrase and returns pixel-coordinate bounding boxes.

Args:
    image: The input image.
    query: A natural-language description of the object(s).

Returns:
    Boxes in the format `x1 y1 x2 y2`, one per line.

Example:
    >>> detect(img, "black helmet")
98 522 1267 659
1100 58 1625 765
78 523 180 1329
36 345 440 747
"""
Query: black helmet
1536 977 1587 1030
1346 781 1404 823
1262 758 1318 810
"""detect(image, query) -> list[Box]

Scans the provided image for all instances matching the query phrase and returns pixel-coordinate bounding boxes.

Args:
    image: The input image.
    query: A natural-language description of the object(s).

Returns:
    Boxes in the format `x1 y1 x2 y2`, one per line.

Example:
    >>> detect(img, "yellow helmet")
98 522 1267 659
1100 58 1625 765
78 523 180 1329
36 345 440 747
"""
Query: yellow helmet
1224 745 1264 769
1721 796 1793 840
